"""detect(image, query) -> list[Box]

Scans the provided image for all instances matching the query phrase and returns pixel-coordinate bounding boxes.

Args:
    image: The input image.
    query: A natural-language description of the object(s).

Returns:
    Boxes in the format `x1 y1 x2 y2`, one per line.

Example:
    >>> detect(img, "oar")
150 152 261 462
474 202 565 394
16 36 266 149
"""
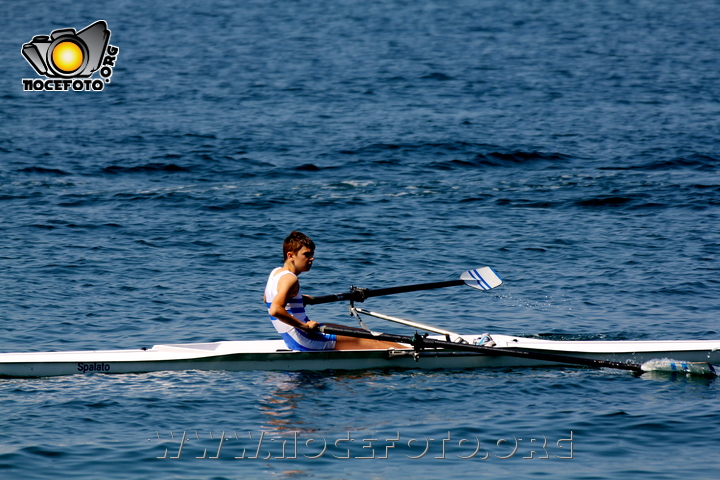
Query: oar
351 307 459 338
305 267 502 305
317 325 717 376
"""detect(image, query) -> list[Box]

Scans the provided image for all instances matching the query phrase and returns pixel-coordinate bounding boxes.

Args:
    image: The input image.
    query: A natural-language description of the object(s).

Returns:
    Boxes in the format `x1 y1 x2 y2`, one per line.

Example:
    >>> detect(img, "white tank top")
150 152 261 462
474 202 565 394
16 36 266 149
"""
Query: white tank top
264 267 309 334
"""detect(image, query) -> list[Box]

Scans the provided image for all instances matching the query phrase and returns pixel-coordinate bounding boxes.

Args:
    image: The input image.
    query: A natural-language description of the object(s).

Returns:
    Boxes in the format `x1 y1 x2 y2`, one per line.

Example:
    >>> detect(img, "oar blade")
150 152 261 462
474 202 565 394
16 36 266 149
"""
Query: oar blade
461 267 503 291
640 359 717 377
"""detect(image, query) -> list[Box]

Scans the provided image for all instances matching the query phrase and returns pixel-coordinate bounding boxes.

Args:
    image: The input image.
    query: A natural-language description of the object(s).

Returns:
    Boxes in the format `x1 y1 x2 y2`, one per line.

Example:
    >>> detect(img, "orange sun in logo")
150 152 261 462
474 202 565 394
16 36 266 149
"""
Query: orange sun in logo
52 41 84 73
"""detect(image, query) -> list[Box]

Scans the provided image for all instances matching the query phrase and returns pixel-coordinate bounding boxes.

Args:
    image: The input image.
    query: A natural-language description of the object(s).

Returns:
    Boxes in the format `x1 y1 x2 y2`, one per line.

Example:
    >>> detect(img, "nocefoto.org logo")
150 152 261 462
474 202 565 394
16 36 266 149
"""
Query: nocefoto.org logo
21 20 119 92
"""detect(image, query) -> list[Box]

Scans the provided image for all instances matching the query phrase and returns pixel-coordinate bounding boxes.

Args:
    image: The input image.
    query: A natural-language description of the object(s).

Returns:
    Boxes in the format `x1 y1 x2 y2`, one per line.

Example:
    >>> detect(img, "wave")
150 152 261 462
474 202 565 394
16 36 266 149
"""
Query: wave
420 72 454 81
339 141 489 157
600 153 719 171
16 166 70 175
338 143 574 171
574 196 639 208
295 163 321 171
101 163 192 174
467 151 572 167
426 150 573 170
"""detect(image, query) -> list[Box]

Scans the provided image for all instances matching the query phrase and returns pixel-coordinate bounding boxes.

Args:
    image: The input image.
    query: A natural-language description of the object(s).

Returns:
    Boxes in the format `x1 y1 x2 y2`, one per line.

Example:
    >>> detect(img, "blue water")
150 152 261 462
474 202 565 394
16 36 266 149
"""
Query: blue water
2 0 720 478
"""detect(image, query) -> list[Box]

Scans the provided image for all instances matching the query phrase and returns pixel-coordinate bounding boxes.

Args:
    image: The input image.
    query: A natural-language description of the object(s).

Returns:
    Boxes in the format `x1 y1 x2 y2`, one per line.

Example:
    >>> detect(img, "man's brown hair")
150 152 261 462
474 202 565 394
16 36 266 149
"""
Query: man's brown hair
283 231 315 260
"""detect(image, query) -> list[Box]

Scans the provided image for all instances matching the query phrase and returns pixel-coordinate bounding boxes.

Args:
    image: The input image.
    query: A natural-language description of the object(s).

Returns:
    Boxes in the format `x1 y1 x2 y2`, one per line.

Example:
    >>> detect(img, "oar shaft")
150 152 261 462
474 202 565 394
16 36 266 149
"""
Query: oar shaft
363 279 464 298
352 307 458 337
318 325 643 373
306 279 464 305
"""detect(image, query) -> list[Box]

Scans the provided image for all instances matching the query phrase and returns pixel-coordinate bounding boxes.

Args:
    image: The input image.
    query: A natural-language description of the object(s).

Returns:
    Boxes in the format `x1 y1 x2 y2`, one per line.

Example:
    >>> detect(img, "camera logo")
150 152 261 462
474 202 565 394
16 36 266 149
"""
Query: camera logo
22 20 119 91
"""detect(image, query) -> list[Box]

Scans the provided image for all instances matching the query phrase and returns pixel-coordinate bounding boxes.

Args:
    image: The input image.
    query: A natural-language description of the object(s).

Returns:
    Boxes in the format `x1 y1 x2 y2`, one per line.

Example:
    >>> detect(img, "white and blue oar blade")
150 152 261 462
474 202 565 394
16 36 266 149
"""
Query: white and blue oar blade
461 267 503 291
641 359 717 377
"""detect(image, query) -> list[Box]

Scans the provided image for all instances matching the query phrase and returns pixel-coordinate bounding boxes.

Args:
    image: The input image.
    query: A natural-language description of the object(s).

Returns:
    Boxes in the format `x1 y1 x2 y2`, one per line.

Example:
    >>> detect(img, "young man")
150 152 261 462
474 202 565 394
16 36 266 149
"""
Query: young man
264 231 403 351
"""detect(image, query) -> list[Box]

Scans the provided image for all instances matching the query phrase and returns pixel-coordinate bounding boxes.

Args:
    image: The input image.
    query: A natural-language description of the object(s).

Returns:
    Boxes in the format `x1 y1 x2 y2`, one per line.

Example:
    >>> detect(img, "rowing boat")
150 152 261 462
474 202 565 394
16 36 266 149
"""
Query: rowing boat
2 267 717 378
1 333 718 378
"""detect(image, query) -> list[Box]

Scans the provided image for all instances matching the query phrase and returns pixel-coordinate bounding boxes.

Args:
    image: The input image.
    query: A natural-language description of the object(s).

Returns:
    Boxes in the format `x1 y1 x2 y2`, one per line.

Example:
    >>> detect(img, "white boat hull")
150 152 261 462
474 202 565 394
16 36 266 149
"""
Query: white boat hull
1 334 719 378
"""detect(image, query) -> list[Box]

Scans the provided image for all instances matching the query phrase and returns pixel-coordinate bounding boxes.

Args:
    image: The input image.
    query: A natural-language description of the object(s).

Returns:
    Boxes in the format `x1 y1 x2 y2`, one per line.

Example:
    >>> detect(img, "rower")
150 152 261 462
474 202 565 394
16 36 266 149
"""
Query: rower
264 231 403 351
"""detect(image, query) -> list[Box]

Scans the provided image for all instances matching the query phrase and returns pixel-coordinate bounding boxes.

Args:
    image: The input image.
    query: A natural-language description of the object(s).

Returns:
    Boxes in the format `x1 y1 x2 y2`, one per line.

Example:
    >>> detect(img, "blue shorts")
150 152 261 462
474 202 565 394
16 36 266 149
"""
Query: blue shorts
280 327 337 351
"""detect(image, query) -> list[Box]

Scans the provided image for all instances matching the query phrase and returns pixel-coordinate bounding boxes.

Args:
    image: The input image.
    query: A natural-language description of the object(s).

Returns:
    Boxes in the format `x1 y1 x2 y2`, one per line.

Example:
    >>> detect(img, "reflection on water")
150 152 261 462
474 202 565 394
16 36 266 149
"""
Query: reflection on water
259 370 397 433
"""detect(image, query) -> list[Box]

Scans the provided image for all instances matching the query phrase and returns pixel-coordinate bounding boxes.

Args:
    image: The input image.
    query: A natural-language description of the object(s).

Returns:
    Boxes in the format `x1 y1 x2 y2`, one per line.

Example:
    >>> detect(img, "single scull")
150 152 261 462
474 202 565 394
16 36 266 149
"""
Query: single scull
1 267 716 378
0 333 718 378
